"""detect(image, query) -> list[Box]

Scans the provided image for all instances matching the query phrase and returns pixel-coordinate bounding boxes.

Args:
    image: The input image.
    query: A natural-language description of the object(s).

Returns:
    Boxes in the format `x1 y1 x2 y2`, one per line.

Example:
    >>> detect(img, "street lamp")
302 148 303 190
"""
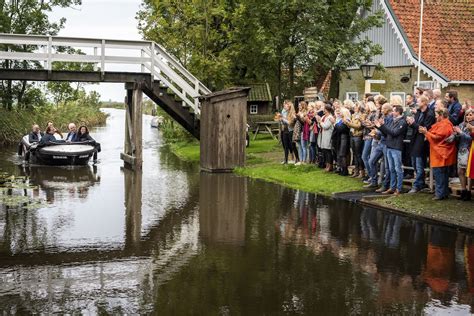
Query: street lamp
360 62 376 93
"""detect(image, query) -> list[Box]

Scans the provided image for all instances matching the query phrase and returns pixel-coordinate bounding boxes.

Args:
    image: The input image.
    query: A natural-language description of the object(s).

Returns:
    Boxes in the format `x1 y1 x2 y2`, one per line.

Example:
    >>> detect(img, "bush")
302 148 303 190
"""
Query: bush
0 104 107 146
247 114 275 131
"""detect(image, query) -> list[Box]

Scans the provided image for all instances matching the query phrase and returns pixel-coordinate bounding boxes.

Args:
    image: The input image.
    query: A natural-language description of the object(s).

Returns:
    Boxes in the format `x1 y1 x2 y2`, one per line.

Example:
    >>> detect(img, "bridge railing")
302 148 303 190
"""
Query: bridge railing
0 33 211 115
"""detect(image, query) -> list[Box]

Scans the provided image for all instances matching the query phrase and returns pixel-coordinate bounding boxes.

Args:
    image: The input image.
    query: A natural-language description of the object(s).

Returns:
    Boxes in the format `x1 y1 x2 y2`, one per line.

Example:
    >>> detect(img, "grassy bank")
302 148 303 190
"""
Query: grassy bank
169 135 363 195
0 105 107 146
366 194 474 230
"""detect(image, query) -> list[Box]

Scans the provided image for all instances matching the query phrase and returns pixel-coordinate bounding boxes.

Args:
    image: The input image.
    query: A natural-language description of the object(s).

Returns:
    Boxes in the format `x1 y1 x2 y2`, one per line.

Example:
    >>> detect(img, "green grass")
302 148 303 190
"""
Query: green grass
169 134 280 163
370 193 474 228
235 164 364 196
169 134 363 196
170 141 200 162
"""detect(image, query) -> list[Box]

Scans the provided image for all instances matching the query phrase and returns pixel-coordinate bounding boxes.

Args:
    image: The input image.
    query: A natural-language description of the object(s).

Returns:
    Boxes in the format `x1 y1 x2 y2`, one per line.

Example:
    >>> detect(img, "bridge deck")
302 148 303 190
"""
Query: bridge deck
0 69 151 83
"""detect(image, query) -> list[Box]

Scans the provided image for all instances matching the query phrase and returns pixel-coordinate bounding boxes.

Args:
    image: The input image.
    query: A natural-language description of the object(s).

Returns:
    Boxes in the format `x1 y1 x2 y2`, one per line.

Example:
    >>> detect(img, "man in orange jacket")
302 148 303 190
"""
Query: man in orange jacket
419 108 457 200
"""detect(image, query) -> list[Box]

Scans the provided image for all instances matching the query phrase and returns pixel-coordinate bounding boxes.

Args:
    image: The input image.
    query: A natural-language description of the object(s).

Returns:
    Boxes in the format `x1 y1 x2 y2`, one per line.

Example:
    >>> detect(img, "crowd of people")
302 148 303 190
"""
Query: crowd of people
276 89 473 201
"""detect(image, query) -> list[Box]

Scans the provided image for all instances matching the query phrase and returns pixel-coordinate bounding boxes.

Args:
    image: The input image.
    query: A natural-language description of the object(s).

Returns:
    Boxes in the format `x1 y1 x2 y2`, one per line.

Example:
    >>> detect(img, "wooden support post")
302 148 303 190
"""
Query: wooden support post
121 81 143 170
124 167 142 248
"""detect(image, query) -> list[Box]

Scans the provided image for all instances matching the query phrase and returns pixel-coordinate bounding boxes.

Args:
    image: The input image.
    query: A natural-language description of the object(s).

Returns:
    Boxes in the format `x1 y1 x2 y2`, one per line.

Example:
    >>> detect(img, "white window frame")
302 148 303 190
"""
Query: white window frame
415 81 435 90
370 91 380 96
345 92 359 102
390 92 406 106
250 104 258 114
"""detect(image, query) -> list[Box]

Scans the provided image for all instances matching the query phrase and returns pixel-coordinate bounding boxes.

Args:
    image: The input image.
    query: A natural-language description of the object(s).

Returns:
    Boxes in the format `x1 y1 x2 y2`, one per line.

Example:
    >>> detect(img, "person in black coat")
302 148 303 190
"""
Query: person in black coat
77 125 100 162
375 105 408 195
406 96 436 193
332 108 351 176
28 124 44 143
39 126 60 146
76 125 95 142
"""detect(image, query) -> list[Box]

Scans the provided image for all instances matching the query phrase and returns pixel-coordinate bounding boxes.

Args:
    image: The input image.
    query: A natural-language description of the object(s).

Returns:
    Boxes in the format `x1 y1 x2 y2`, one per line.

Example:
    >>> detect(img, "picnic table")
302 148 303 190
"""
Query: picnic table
253 121 280 140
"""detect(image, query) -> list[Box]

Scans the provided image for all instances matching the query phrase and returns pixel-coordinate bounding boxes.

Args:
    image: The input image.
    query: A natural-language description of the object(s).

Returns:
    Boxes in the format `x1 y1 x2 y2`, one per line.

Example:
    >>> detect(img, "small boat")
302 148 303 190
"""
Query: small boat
19 135 98 166
150 116 164 128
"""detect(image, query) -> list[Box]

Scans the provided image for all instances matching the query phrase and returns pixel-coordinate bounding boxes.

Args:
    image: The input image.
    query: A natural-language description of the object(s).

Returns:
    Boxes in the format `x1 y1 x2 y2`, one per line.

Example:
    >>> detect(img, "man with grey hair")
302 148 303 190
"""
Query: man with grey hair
28 124 43 143
423 89 436 112
65 123 77 142
433 88 442 100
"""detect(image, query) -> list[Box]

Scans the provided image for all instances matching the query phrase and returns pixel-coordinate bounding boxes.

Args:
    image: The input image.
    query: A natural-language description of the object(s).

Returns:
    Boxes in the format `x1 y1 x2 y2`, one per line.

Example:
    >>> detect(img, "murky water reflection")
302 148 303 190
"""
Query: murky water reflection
1 109 474 314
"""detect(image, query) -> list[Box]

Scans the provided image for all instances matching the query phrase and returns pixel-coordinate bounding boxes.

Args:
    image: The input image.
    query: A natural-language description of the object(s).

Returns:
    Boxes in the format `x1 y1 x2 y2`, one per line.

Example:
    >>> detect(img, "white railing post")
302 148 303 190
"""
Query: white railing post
93 46 98 71
140 49 145 73
194 79 200 109
100 39 105 76
150 42 155 81
47 36 52 71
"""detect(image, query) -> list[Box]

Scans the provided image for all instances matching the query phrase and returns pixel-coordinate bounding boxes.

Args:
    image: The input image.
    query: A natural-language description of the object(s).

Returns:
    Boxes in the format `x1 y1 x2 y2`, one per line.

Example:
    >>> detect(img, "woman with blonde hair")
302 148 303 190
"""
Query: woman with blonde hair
295 101 309 164
343 99 355 112
317 104 335 171
344 101 365 177
361 101 378 182
278 100 296 164
390 95 403 107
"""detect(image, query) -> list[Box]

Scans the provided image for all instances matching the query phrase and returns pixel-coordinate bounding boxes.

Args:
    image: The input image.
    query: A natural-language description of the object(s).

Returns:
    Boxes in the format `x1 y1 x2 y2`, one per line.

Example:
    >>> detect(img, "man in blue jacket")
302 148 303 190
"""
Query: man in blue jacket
375 105 408 195
445 90 462 126
65 123 77 142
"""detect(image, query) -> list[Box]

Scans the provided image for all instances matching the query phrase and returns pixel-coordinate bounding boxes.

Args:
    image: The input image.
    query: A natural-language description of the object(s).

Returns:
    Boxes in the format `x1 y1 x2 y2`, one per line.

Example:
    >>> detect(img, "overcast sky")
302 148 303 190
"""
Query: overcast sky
49 0 143 101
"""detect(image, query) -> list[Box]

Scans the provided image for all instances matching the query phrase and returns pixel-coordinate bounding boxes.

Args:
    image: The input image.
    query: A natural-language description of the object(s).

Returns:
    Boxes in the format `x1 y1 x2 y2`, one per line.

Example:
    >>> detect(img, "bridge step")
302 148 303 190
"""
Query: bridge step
143 80 200 139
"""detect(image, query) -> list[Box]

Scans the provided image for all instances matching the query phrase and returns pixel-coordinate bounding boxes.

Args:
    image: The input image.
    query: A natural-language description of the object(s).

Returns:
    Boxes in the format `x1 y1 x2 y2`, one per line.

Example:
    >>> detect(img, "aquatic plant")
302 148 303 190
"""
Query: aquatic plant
0 172 45 210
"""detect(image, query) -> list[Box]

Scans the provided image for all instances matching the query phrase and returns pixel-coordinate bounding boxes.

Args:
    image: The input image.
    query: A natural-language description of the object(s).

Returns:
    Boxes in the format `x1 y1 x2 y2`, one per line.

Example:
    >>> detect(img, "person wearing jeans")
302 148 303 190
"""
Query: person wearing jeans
432 166 450 199
406 95 435 193
419 108 457 200
386 147 404 192
365 138 383 188
375 104 408 195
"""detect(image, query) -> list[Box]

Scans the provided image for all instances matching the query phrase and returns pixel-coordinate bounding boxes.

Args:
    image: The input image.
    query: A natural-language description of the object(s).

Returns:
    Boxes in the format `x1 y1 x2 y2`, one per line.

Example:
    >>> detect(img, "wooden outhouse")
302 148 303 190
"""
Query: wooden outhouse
199 87 250 172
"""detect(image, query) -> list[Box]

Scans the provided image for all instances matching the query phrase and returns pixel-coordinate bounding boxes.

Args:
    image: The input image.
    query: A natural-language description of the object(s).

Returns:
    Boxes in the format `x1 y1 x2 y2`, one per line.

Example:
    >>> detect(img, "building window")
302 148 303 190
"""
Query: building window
390 92 406 106
346 92 359 102
250 104 258 114
415 81 435 90
370 92 380 96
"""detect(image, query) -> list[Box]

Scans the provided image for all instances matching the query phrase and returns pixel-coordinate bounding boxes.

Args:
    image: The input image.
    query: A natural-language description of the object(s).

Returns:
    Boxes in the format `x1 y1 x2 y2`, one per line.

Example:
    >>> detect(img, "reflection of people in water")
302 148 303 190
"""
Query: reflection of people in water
423 227 455 294
464 236 474 294
19 165 100 203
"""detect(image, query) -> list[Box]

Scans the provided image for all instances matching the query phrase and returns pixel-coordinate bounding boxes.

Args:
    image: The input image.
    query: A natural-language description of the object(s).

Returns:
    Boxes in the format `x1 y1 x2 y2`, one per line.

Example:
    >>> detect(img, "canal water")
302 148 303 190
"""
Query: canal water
1 109 474 314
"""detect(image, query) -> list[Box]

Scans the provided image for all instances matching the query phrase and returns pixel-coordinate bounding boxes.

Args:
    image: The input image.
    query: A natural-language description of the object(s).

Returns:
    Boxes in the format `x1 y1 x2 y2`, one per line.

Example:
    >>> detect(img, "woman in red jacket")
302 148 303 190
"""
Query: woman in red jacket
419 108 457 200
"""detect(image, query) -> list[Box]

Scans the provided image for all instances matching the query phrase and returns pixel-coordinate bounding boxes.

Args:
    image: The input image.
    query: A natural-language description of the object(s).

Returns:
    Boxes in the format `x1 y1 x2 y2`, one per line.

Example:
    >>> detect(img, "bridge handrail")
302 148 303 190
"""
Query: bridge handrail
0 33 211 115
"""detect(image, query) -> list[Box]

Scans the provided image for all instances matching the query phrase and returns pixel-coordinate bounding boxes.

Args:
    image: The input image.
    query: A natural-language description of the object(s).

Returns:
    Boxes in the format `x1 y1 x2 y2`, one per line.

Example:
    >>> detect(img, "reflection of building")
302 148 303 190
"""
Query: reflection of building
199 173 247 245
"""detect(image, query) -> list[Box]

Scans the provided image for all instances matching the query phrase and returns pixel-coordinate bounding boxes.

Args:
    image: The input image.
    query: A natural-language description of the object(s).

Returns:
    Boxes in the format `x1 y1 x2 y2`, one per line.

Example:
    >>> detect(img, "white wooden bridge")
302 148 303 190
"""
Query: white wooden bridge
0 33 212 169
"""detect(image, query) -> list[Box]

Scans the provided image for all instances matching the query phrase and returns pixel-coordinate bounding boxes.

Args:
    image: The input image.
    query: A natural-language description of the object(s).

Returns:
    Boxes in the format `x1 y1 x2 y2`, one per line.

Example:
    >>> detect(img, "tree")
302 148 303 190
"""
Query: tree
47 47 96 107
0 0 82 109
137 0 383 99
